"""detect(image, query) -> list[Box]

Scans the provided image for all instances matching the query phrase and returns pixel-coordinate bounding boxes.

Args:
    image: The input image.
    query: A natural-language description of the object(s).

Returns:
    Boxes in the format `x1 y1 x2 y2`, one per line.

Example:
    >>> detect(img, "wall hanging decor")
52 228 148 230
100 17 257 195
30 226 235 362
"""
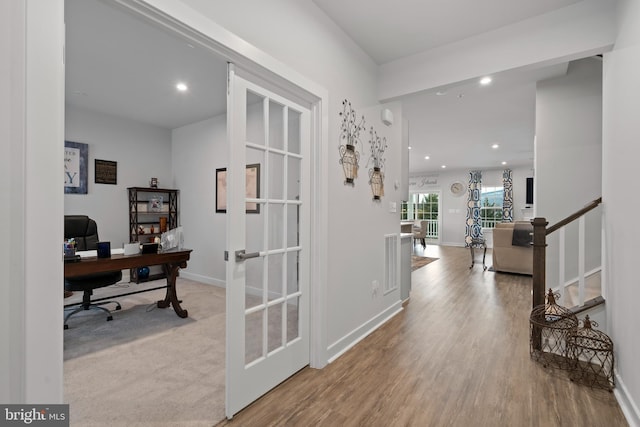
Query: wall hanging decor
338 99 365 185
95 159 117 185
216 163 261 213
64 140 88 194
366 127 387 200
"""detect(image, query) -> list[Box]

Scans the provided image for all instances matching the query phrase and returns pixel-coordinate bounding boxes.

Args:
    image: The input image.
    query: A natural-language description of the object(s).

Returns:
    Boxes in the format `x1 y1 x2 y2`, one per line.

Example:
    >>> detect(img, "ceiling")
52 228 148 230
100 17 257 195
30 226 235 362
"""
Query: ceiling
312 0 582 65
65 0 591 174
65 0 228 130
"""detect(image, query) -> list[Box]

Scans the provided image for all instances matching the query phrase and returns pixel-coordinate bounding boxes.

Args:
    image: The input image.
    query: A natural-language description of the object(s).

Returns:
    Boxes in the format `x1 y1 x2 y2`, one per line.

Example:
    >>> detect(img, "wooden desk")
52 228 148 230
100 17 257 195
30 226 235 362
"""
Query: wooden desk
64 249 192 318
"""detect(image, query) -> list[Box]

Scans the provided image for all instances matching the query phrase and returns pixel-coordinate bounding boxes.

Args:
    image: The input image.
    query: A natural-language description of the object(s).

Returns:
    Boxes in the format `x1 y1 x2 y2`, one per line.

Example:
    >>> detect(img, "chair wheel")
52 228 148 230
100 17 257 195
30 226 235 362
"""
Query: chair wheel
107 315 113 321
64 324 69 330
115 306 121 311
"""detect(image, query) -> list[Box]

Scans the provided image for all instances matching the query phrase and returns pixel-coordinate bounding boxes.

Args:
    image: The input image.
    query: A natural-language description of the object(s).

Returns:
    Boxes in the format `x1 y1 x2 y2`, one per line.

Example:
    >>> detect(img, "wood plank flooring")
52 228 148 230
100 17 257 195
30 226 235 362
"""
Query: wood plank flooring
216 245 627 427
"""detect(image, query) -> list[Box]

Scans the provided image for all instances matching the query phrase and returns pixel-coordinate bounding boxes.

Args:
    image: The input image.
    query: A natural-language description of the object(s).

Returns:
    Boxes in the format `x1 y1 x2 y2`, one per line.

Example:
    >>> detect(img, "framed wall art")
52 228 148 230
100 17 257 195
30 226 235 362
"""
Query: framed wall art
64 141 88 194
94 159 117 185
216 163 261 214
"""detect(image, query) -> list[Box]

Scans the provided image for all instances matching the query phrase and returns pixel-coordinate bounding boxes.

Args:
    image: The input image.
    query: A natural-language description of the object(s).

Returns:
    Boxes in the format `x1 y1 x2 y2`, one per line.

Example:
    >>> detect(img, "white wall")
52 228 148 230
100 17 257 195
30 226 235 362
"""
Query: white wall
535 58 603 284
603 0 640 423
65 106 173 248
409 166 532 247
172 114 227 286
378 0 617 100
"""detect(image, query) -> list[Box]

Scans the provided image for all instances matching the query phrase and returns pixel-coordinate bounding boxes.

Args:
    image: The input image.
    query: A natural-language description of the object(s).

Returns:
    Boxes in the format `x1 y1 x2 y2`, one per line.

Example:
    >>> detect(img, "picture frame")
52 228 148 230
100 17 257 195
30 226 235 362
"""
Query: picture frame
149 196 163 212
216 163 261 214
64 141 88 194
94 159 117 185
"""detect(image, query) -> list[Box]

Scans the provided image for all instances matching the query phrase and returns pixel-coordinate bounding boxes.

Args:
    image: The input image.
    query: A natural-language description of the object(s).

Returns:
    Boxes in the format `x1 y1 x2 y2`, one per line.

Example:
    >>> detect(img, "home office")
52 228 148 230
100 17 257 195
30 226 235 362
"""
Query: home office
62 0 233 422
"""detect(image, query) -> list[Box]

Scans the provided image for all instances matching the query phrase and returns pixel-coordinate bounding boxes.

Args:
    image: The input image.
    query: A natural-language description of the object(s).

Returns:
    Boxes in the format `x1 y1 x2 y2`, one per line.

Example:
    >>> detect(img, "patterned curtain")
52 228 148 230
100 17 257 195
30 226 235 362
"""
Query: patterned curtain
502 169 513 222
465 171 482 247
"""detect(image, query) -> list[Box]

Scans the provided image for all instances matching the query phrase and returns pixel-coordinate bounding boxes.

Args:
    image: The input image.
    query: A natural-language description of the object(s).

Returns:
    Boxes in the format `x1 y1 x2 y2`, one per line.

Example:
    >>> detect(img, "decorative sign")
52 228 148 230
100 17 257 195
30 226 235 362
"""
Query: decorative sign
409 175 439 191
94 159 117 185
64 141 88 194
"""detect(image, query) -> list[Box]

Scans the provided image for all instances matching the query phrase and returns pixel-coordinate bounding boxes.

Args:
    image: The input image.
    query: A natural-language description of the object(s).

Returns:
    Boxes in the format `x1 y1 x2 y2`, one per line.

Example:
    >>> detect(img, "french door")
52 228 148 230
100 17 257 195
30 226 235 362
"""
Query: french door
225 65 311 418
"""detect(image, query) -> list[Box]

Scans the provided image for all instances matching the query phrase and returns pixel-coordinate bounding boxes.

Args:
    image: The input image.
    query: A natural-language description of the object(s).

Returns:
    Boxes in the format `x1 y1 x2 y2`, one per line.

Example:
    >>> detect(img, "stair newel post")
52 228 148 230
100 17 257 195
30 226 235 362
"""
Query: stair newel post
531 217 548 351
531 217 548 309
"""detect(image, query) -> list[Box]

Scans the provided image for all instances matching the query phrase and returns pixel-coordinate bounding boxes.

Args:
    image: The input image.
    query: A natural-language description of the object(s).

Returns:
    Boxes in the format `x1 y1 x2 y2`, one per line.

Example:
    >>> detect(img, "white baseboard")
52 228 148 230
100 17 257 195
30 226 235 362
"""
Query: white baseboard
442 242 465 248
179 271 225 288
614 372 640 427
327 301 403 363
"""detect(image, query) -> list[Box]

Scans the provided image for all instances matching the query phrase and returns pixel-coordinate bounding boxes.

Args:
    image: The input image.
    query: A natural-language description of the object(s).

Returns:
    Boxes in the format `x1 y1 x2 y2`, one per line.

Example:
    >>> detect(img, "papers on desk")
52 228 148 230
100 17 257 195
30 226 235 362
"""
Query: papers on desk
76 248 125 258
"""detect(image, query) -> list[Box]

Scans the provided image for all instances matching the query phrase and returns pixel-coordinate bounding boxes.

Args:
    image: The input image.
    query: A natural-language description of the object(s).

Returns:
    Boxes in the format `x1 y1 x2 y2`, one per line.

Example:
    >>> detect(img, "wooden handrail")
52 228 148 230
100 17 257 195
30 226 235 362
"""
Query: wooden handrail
546 197 602 235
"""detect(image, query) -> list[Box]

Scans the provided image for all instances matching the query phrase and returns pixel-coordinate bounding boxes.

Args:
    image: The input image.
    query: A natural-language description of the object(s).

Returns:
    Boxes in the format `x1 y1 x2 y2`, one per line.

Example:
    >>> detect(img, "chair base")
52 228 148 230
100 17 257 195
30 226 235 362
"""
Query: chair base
64 300 121 330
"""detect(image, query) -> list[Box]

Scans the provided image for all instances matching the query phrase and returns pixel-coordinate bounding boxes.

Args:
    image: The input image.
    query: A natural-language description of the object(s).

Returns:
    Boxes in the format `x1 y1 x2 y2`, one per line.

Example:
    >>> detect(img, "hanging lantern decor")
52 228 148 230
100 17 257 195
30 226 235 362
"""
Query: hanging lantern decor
369 167 384 200
338 99 365 185
529 289 578 370
566 315 615 391
367 127 387 201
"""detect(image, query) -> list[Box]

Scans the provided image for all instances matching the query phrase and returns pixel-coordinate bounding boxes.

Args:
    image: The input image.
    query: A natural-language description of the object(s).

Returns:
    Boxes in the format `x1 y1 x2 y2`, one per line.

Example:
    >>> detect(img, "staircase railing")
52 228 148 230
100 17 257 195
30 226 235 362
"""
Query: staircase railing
531 197 603 310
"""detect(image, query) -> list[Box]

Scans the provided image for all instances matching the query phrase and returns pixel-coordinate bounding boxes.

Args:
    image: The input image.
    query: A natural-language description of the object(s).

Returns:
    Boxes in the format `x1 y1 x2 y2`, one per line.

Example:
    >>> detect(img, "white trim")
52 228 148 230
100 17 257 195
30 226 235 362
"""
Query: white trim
327 302 403 363
2 0 27 403
614 372 640 427
179 271 225 288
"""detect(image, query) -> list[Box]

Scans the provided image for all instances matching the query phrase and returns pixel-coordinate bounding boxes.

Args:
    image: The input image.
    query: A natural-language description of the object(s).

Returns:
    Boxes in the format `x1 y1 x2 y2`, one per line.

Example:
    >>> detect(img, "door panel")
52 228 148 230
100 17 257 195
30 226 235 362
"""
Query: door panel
226 65 310 418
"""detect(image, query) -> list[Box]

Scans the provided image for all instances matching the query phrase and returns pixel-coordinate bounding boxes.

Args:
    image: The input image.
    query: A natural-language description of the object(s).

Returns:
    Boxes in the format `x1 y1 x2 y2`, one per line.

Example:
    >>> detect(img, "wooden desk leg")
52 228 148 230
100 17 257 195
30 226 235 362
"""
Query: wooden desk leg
158 261 188 318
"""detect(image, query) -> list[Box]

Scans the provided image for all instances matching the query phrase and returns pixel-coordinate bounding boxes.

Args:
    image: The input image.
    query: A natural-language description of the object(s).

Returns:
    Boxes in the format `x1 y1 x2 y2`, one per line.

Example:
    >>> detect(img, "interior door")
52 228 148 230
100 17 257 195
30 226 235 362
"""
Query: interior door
225 64 310 418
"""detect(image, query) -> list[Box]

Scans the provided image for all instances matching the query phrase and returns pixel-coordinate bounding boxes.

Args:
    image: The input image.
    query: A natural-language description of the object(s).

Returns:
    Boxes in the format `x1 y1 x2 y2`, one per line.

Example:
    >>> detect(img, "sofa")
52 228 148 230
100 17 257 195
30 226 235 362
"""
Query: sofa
491 221 533 275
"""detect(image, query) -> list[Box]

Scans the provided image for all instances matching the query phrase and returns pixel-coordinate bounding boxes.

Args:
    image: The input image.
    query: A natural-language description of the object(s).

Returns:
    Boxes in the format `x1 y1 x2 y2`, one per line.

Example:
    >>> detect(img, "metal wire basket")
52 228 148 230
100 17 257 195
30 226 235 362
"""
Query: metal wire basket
529 289 578 369
567 315 615 391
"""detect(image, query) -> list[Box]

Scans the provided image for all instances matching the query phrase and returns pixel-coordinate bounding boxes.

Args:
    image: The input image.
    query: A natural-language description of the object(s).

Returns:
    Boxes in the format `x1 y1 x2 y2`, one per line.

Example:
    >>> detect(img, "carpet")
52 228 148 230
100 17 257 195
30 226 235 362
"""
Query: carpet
64 278 226 427
412 255 438 271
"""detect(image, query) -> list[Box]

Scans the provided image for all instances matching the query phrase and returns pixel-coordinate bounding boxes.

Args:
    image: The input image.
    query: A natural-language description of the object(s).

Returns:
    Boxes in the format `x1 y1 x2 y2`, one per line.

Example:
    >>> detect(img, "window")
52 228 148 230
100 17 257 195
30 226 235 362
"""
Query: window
480 186 503 228
401 192 439 239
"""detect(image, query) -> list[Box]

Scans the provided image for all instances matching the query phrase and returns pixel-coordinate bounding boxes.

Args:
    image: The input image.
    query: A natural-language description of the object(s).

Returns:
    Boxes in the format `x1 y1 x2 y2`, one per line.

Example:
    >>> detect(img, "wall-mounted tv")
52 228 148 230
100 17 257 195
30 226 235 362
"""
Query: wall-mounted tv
526 177 534 206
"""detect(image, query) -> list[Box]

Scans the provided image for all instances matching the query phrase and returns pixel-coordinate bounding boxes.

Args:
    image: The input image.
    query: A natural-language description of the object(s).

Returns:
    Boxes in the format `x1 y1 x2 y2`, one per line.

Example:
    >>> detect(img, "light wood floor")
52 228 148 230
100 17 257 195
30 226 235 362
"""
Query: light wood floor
216 245 627 427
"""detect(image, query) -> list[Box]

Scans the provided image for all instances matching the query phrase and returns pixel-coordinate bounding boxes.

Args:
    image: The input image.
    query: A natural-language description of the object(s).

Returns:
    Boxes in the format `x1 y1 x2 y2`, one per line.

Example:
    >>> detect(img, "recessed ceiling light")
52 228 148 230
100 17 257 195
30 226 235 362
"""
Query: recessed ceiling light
436 91 447 96
408 146 412 150
424 156 430 160
441 165 446 169
480 76 492 85
492 144 499 149
176 82 188 92
501 161 507 165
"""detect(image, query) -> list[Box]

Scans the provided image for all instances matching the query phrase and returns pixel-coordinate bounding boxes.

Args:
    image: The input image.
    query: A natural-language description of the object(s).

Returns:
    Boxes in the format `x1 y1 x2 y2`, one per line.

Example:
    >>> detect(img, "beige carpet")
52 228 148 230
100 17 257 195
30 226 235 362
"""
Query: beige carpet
64 278 225 427
411 255 438 271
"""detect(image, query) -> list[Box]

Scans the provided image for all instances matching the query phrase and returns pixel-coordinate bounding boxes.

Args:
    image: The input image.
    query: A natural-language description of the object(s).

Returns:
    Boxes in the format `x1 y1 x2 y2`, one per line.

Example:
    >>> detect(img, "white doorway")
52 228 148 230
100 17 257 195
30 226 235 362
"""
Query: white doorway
63 0 324 423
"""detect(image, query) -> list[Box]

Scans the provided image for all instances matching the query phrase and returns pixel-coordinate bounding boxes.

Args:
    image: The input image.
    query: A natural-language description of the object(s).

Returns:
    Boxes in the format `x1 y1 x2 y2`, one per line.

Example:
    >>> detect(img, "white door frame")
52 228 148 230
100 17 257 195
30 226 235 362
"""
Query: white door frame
18 0 330 404
114 0 329 368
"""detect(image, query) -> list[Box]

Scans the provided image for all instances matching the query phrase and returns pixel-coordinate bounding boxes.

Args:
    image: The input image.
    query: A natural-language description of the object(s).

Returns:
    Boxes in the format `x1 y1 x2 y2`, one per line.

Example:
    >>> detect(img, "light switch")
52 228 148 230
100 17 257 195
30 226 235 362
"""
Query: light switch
389 202 397 213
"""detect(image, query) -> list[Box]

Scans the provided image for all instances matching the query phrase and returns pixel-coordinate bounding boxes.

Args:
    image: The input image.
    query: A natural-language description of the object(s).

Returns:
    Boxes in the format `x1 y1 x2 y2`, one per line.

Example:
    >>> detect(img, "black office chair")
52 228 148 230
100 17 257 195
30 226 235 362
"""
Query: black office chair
64 215 122 329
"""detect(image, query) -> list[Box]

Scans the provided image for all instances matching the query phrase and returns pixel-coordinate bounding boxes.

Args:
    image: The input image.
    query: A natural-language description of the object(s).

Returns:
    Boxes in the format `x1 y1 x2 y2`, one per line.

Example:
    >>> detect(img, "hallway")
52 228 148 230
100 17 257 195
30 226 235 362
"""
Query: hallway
218 245 627 426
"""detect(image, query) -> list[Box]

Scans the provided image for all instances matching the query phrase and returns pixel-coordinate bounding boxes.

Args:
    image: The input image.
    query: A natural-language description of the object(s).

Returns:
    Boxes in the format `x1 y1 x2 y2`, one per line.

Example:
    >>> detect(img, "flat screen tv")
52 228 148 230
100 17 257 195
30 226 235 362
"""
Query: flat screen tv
526 177 534 206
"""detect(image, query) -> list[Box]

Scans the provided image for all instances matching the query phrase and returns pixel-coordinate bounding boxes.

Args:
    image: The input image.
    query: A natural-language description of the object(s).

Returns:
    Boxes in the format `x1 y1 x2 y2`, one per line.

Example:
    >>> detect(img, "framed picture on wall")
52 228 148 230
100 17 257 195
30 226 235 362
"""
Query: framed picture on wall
64 140 88 194
216 163 261 214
